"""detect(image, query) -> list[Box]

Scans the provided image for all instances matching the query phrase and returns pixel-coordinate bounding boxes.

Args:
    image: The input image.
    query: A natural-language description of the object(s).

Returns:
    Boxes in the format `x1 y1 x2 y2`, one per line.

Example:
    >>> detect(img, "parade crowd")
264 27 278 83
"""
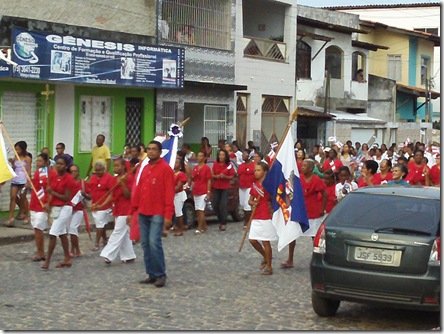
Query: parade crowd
3 133 441 285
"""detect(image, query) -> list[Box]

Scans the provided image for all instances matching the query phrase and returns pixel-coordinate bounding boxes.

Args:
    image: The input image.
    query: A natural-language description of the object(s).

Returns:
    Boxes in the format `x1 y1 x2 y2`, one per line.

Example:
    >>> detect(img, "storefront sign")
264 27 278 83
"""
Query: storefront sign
0 60 11 77
11 27 185 88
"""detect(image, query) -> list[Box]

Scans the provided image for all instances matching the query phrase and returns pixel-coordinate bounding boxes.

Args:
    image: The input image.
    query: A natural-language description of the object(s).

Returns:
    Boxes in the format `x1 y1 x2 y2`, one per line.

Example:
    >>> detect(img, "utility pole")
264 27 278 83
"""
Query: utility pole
425 77 430 123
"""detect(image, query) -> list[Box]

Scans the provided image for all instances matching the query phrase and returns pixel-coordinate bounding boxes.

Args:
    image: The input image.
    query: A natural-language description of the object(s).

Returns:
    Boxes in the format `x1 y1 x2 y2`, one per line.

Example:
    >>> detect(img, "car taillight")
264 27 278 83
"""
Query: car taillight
429 237 440 265
313 222 326 254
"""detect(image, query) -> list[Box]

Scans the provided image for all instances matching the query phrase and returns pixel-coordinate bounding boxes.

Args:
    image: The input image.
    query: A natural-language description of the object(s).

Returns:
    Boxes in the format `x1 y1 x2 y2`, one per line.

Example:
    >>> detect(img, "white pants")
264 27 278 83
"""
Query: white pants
92 209 113 228
239 188 251 211
100 216 136 262
69 210 84 236
49 206 73 237
193 194 206 211
174 191 187 217
30 211 48 231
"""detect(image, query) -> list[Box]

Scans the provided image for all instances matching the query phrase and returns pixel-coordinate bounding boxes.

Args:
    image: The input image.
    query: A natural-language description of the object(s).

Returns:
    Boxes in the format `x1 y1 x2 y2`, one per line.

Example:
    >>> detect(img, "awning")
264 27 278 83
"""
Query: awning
297 30 333 42
352 40 389 51
330 111 386 124
397 83 440 99
297 106 334 119
297 16 368 34
184 80 248 91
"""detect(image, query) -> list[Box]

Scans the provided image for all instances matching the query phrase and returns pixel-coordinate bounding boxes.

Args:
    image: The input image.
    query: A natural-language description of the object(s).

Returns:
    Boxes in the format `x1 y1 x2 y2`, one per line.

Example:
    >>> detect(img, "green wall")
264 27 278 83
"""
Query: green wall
74 86 155 177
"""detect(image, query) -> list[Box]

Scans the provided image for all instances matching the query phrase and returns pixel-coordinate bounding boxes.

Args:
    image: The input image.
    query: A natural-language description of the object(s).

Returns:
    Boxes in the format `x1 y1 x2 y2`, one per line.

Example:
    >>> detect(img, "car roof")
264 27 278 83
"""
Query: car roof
352 186 440 200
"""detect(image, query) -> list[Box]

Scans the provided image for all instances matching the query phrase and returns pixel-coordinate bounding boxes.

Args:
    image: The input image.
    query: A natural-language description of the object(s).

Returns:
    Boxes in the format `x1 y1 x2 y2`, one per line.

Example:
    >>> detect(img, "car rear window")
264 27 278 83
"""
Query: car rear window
325 193 441 235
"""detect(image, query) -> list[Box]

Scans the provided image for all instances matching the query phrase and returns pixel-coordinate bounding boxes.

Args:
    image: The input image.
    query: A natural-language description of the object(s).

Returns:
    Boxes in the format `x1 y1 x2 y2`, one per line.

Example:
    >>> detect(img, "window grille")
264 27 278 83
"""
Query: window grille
161 101 178 134
296 40 311 79
161 0 231 50
236 94 248 150
421 56 430 85
204 105 227 158
325 46 343 79
262 95 290 113
125 98 143 146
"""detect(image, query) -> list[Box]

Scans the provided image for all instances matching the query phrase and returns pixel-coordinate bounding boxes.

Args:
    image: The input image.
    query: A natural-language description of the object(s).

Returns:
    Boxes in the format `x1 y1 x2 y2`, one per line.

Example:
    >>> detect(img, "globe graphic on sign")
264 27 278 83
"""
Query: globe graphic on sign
14 32 39 63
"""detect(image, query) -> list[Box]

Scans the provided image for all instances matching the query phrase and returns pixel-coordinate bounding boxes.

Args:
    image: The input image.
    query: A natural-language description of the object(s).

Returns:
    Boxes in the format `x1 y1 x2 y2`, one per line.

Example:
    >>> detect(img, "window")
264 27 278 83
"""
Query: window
79 96 112 152
421 56 430 85
161 0 231 50
161 101 178 134
204 105 227 158
325 46 343 79
236 94 249 150
296 40 311 79
352 51 366 82
387 55 402 81
261 95 290 152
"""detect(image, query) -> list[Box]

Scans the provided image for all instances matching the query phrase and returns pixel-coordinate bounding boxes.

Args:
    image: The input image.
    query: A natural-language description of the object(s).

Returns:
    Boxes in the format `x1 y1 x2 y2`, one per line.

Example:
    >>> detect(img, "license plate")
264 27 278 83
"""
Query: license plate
353 247 401 267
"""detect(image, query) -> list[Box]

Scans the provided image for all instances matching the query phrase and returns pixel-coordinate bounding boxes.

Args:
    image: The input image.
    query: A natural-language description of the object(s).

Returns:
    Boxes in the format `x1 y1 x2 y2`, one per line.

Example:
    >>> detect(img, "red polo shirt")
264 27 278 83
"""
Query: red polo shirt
113 174 133 216
87 173 115 210
406 163 429 185
71 178 85 211
430 165 440 185
322 158 343 174
250 181 272 220
30 168 57 212
238 161 255 189
174 171 187 193
192 164 212 196
49 172 76 207
212 162 235 190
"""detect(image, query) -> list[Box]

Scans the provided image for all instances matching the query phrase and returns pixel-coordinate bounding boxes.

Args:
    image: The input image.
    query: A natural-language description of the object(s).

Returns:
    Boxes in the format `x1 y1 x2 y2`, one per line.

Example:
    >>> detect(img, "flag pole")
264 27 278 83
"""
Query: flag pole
238 108 299 252
0 122 45 209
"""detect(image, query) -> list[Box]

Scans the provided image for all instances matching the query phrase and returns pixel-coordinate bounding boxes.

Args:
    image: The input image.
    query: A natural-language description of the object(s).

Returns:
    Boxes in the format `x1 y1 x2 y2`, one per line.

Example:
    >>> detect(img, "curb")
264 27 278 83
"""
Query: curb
0 233 35 246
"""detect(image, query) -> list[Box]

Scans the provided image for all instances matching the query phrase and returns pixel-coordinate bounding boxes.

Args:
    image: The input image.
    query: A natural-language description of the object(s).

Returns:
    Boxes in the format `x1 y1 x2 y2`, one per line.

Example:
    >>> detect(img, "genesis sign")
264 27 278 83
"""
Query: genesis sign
11 28 185 88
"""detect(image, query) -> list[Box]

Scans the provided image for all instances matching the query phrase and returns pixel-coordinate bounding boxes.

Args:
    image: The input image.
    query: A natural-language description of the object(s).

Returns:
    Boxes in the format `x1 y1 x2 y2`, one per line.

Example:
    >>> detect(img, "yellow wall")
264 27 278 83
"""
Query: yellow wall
360 28 410 85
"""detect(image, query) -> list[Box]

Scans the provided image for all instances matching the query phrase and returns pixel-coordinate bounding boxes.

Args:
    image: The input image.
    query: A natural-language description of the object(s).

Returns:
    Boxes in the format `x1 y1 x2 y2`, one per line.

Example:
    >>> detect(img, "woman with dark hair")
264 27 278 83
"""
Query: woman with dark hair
41 157 76 270
68 164 87 258
7 141 32 227
200 137 212 159
252 151 264 164
374 159 393 184
322 148 343 175
171 156 187 236
406 150 430 186
30 153 56 261
296 149 305 173
212 149 235 231
357 160 381 188
191 151 212 234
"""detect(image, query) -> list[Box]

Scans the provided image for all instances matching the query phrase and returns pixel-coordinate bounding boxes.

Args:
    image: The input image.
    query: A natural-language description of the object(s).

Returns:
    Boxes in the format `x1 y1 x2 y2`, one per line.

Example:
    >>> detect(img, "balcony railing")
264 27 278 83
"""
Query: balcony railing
243 36 286 62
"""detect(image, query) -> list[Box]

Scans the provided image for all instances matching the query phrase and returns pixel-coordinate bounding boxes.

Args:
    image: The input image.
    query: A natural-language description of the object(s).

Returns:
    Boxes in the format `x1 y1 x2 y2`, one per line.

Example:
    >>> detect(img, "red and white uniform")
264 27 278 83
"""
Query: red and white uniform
373 172 393 185
87 172 116 228
30 167 56 231
212 162 235 189
429 164 440 186
68 178 86 236
100 173 136 263
248 181 277 241
191 164 212 211
322 158 343 174
49 172 76 237
238 161 255 211
174 171 187 217
406 163 429 185
301 174 326 237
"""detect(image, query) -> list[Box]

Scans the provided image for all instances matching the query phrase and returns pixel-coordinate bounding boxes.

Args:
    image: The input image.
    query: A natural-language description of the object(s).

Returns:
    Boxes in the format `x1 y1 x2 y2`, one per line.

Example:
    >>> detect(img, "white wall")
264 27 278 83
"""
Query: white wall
296 27 369 103
235 0 297 142
53 84 75 156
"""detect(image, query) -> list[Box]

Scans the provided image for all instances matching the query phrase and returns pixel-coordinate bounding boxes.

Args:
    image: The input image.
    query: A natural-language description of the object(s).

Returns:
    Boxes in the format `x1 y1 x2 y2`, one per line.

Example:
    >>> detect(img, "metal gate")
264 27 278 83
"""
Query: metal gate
0 91 38 210
125 98 143 146
204 105 227 159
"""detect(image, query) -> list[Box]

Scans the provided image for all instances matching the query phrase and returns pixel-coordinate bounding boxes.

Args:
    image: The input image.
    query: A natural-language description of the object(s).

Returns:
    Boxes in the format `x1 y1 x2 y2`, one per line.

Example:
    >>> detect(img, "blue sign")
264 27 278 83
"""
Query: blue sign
0 59 11 77
11 28 185 88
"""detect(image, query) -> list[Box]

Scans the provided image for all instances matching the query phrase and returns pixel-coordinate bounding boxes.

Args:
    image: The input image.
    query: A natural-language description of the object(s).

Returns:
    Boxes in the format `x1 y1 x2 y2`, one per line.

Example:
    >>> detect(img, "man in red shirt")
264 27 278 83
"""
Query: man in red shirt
133 141 174 288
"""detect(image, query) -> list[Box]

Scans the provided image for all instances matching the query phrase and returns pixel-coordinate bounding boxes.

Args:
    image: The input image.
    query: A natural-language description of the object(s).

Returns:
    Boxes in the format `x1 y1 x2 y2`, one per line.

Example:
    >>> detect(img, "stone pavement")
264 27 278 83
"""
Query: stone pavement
0 221 439 331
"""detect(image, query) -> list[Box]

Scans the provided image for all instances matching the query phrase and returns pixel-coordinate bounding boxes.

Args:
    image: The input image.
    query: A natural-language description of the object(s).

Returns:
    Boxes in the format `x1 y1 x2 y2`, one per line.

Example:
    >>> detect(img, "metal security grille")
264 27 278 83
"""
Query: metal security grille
125 98 143 146
204 105 227 159
261 95 290 153
236 94 248 150
160 0 231 50
0 91 38 211
161 101 178 134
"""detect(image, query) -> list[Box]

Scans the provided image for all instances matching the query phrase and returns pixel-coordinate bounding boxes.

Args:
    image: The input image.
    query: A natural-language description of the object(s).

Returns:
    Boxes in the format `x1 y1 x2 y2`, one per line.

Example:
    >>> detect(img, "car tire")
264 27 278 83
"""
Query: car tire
183 202 196 229
311 292 340 317
230 205 245 222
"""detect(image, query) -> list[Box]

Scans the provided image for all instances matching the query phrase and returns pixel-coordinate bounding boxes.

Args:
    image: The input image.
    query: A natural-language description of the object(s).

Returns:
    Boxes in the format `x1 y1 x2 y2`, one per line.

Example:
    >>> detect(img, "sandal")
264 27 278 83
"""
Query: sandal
41 263 49 270
5 218 14 228
55 262 72 268
173 231 183 237
280 261 294 269
194 229 205 235
32 256 46 262
91 246 100 251
219 224 226 231
104 258 111 265
260 260 267 270
262 267 273 275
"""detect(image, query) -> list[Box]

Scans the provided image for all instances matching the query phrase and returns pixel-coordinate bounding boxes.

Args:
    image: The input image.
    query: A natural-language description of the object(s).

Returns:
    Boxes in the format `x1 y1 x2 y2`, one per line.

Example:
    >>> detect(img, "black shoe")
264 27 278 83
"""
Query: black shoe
139 277 156 284
154 276 166 288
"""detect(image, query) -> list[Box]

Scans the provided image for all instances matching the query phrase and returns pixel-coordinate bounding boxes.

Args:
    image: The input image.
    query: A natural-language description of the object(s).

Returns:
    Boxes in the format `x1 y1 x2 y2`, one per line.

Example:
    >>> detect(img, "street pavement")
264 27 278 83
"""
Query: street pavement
0 220 440 331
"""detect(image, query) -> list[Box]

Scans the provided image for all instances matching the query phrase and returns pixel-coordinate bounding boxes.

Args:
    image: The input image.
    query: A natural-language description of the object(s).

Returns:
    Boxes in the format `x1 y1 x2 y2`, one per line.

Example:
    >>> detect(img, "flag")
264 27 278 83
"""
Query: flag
160 135 178 169
263 125 309 252
0 129 16 183
36 188 45 200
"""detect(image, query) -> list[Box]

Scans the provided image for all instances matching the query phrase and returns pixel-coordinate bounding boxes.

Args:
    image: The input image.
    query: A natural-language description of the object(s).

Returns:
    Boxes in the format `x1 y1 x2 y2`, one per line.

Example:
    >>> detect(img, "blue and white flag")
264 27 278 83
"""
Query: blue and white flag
263 124 309 251
161 135 178 169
